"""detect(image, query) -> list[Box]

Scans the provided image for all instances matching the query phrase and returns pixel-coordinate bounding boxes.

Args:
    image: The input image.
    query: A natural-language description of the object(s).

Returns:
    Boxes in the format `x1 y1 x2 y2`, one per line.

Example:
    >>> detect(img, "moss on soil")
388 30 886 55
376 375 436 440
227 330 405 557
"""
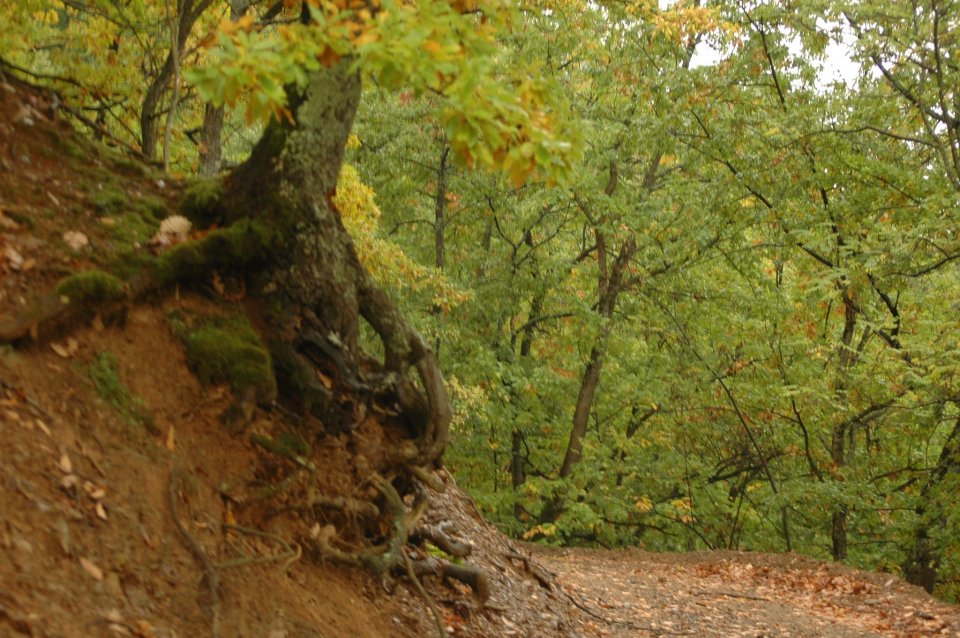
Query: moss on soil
88 352 154 429
152 218 277 285
170 311 277 405
55 270 126 304
180 177 226 227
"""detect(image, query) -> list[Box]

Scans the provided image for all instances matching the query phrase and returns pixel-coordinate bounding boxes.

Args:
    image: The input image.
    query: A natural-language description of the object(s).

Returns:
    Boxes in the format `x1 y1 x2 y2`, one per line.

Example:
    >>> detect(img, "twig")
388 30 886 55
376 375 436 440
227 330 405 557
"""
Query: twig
403 550 448 638
559 588 664 633
60 103 149 161
691 589 770 602
215 524 300 570
169 467 221 638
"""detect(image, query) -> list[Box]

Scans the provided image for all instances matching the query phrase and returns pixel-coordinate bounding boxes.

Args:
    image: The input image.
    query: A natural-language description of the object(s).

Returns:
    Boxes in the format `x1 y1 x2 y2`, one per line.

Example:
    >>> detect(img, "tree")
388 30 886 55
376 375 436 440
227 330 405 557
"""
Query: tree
179 0 582 581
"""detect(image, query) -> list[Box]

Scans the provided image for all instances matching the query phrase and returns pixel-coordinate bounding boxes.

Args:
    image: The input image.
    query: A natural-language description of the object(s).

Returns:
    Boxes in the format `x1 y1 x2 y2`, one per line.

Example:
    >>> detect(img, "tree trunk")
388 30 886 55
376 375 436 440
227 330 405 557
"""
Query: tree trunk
828 293 858 561
558 338 607 478
227 59 450 466
198 103 224 175
904 412 960 592
434 144 449 271
557 235 635 480
141 0 212 160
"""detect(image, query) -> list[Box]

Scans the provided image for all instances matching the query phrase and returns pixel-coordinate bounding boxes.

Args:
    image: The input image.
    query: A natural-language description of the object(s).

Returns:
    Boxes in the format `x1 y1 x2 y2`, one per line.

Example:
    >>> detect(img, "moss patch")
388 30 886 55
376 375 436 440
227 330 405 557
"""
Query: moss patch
180 177 226 227
152 219 277 286
170 311 277 405
87 184 129 215
88 352 154 429
55 270 126 304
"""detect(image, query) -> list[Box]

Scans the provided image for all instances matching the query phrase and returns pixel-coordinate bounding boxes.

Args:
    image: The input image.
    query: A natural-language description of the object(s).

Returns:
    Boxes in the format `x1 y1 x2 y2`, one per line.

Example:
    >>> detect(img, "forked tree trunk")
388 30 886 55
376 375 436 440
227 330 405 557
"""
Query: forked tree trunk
227 61 450 466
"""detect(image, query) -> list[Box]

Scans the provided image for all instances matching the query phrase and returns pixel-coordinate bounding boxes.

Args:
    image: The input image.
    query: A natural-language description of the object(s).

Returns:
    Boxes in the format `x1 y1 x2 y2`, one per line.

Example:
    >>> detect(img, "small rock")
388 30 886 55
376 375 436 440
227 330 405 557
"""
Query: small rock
63 231 89 251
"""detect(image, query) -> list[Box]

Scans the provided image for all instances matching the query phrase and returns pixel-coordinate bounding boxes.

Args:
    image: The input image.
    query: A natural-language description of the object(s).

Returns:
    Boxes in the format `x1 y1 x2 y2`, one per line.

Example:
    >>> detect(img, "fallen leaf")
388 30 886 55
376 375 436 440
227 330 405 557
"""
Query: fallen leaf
133 620 156 638
317 371 334 390
61 474 79 490
4 245 24 270
79 556 104 580
165 426 175 452
0 211 19 230
59 452 73 473
104 610 124 624
95 502 108 520
51 342 71 358
35 418 51 436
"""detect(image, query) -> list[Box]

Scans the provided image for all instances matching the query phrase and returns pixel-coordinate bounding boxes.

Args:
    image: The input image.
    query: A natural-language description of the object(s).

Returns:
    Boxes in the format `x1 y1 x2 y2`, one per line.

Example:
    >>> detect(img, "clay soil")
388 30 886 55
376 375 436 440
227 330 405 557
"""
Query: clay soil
2 71 959 638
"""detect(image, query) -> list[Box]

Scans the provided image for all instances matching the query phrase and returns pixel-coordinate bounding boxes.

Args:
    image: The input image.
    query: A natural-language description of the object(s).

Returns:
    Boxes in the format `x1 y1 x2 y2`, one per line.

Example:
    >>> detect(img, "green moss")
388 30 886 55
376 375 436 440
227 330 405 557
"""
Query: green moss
152 219 278 286
88 352 154 429
180 177 226 227
111 249 157 280
55 270 126 303
108 153 150 178
55 136 87 161
88 185 129 214
107 210 158 246
172 312 277 405
137 194 168 221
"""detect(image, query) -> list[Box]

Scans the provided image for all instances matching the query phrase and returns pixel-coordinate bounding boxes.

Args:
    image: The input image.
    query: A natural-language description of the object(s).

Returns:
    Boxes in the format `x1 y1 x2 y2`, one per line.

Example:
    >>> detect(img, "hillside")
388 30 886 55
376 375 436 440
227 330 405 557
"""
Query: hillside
1 72 959 638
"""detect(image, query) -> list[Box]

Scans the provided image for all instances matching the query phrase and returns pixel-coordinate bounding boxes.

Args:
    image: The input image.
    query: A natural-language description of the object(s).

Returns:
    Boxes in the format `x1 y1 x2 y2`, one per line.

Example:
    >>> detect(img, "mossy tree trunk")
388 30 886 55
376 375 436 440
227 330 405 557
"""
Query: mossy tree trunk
227 60 450 467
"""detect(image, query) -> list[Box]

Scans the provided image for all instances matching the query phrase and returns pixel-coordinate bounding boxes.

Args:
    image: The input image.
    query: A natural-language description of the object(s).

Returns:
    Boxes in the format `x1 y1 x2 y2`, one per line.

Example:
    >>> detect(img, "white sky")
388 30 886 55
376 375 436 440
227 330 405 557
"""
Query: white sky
689 29 862 90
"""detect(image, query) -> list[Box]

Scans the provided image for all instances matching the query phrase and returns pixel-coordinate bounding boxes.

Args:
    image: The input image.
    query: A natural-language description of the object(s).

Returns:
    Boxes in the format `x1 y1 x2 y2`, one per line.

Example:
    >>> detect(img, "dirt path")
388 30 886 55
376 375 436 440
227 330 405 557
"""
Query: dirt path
531 547 960 638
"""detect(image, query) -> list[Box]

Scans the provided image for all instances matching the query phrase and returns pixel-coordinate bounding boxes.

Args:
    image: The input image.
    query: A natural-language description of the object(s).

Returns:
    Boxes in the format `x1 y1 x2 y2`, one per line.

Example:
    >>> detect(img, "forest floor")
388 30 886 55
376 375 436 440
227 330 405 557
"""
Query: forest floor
1 71 959 638
534 546 960 637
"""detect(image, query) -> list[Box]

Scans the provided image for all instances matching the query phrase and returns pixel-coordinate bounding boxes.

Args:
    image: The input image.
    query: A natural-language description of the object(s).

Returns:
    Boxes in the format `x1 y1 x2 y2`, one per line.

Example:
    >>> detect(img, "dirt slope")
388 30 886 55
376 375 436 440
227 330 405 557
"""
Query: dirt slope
1 70 959 638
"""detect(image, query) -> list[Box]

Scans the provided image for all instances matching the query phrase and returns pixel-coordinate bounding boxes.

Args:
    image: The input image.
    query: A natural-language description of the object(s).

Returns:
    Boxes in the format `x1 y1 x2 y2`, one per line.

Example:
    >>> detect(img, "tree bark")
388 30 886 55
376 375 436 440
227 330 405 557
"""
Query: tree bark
226 59 450 467
904 411 960 592
198 103 224 175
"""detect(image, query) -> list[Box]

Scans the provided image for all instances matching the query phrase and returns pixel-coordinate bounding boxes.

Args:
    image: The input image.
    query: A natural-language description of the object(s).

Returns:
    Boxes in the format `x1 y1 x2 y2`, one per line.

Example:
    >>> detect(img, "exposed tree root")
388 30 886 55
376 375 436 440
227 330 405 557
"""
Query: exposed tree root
408 556 491 604
504 549 556 590
413 522 472 558
169 466 221 638
170 467 304 638
217 524 300 570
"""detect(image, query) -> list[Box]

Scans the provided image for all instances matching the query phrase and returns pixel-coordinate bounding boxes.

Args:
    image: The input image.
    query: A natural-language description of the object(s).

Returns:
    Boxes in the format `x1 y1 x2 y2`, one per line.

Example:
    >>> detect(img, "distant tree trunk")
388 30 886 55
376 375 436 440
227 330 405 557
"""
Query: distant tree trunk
510 292 541 521
198 103 224 175
434 144 449 271
557 235 635 479
162 0 182 172
904 412 960 592
141 0 212 160
197 0 249 174
830 293 858 561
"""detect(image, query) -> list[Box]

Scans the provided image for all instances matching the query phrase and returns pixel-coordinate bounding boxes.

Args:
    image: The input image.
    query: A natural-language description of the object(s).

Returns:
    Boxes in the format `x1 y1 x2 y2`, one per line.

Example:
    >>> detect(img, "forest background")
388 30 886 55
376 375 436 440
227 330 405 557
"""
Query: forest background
3 0 960 604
